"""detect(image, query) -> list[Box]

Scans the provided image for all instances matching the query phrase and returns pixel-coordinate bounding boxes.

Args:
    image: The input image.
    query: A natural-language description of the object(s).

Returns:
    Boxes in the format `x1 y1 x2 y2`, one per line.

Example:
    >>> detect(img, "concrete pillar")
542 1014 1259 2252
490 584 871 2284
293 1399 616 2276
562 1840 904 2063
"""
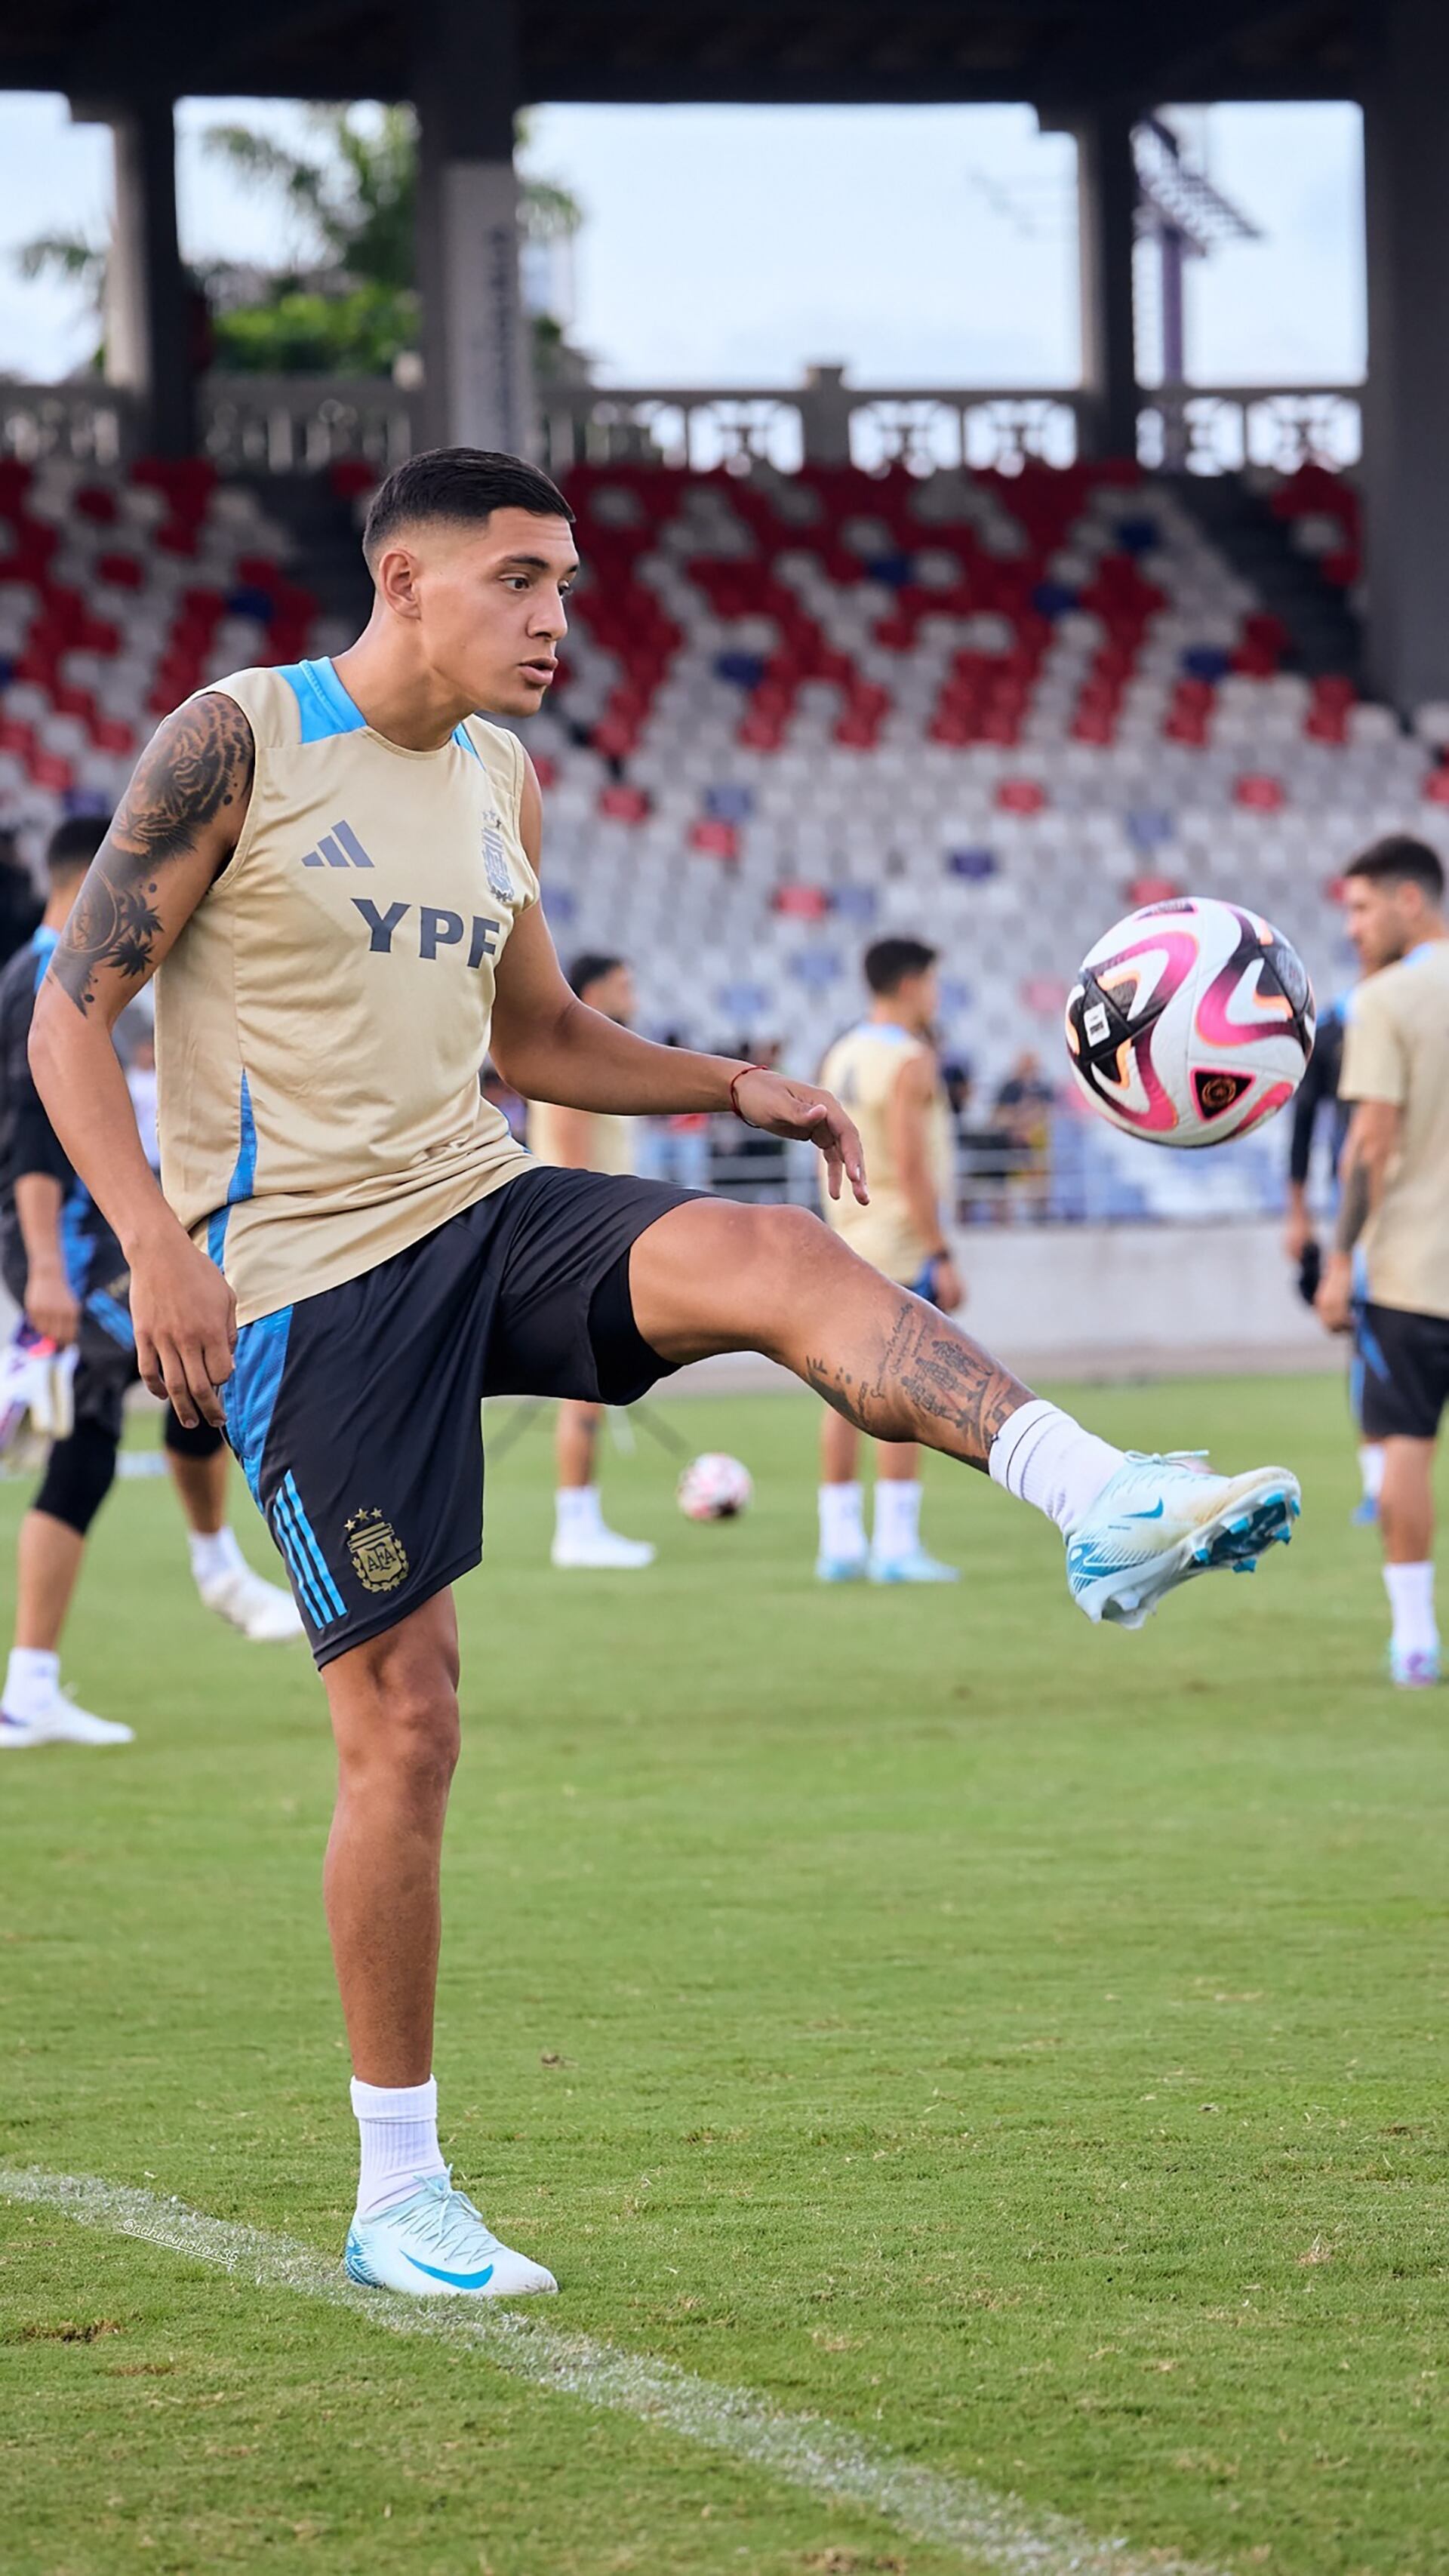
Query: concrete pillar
414 0 534 455
1362 0 1449 712
77 97 193 457
1059 106 1140 463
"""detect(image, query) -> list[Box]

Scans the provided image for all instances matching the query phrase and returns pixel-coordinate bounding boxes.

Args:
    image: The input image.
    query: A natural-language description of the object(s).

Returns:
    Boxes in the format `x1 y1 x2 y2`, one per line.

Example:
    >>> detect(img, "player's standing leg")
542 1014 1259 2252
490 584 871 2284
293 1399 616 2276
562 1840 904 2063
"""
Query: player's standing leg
321 1592 556 2296
1377 1431 1439 1685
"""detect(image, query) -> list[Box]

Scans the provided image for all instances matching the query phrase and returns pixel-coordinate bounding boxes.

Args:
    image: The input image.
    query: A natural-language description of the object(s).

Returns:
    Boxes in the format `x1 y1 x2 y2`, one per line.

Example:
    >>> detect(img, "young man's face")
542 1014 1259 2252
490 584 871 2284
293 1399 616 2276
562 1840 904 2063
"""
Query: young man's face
381 507 580 718
1343 874 1431 971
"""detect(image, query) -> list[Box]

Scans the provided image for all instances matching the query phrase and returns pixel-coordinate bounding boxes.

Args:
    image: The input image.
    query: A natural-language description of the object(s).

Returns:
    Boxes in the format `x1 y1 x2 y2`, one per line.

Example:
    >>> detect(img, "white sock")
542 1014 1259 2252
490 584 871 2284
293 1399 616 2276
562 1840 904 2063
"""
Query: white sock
818 1480 866 1562
351 2074 448 2221
1383 1561 1438 1659
4 1646 60 1722
189 1525 246 1587
555 1485 603 1538
1359 1444 1385 1503
872 1479 922 1564
988 1399 1123 1535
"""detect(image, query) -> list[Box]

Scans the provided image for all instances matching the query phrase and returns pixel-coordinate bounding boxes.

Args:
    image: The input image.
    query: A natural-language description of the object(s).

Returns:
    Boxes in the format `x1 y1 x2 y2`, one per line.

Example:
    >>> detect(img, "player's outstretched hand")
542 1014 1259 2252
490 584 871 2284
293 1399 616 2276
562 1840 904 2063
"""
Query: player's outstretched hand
732 1069 869 1205
130 1226 238 1430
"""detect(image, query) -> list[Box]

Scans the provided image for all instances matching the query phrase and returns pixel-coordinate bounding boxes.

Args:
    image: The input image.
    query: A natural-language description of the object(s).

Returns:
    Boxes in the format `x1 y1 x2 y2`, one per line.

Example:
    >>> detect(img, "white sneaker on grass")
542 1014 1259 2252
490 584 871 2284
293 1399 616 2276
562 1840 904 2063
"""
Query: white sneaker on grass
0 1689 134 1749
1066 1450 1300 1630
550 1526 655 1571
344 2171 558 2297
198 1565 306 1641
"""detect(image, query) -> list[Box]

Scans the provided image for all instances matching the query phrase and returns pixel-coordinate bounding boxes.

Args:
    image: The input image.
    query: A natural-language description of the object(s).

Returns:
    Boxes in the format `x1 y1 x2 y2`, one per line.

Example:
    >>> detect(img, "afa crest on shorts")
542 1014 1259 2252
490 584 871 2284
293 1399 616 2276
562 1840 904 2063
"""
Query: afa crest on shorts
345 1507 410 1594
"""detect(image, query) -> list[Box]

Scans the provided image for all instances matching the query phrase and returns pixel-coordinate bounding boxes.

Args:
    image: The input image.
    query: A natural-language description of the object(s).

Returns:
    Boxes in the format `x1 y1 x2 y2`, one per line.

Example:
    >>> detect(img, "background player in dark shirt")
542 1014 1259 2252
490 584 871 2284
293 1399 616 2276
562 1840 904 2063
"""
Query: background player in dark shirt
0 817 301 1750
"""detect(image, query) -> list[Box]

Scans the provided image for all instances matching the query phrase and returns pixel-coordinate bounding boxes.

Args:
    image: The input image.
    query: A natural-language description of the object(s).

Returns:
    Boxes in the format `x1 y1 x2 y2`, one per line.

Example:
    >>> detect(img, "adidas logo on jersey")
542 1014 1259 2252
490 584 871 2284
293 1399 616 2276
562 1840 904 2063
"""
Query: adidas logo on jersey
300 819 374 870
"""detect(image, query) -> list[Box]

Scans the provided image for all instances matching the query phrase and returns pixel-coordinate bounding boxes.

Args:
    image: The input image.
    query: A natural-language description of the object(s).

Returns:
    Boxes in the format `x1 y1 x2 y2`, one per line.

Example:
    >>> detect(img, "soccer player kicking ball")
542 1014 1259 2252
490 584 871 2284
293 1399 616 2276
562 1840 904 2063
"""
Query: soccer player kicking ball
29 449 1300 2297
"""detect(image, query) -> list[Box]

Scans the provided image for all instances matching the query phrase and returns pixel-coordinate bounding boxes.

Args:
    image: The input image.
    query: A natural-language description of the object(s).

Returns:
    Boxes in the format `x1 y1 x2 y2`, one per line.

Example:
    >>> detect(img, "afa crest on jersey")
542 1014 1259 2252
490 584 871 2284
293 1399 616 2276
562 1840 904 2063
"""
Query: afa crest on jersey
481 810 515 904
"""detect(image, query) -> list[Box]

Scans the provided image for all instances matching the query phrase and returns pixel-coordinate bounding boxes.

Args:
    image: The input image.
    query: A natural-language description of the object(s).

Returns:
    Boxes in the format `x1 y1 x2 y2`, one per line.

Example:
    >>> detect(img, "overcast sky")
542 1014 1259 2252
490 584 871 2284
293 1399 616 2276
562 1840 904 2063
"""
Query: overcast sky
0 92 1364 390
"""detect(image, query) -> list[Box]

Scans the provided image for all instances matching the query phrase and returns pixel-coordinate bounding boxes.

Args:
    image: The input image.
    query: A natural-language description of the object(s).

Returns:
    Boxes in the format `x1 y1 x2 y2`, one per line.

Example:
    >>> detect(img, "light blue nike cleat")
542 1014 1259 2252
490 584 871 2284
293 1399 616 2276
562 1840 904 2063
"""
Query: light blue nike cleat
816 1553 869 1583
869 1547 960 1584
1389 1643 1441 1689
1350 1495 1380 1528
343 2171 557 2298
1066 1450 1300 1631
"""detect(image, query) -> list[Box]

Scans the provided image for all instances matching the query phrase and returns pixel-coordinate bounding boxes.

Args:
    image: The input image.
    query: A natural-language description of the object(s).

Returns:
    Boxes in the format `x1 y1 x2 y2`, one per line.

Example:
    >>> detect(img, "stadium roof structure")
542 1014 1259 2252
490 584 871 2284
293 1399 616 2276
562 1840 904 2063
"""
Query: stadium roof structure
2 0 1363 106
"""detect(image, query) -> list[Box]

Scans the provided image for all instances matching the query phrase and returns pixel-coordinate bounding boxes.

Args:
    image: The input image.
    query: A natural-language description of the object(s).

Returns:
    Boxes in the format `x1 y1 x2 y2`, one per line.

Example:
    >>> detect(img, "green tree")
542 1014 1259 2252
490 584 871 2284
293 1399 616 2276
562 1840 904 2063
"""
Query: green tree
16 105 583 379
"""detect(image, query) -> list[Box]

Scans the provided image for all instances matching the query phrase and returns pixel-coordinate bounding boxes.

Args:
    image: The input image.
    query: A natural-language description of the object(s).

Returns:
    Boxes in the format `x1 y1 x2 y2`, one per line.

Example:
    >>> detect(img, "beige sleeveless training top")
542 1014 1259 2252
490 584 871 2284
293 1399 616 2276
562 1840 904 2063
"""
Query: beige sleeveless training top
152 659 537 1326
817 1020 955 1285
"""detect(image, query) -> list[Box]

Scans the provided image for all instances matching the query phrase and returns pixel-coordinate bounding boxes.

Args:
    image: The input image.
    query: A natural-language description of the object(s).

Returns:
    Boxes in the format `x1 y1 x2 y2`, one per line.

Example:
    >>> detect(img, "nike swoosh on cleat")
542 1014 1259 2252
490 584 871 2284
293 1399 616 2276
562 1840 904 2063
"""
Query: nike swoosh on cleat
402 2253 496 2289
1123 1500 1165 1520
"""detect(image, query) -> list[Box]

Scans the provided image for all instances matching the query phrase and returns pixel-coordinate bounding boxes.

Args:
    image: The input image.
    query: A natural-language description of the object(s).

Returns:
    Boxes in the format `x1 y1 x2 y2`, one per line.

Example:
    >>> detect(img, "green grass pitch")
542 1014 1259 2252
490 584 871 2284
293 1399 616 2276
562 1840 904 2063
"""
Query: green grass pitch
2 1374 1447 2575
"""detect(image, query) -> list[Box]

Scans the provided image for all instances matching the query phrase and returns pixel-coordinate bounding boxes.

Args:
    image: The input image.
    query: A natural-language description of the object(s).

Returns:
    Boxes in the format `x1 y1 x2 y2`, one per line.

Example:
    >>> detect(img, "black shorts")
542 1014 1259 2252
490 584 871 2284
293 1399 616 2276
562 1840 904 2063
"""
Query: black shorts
223 1166 694 1667
1355 1300 1449 1442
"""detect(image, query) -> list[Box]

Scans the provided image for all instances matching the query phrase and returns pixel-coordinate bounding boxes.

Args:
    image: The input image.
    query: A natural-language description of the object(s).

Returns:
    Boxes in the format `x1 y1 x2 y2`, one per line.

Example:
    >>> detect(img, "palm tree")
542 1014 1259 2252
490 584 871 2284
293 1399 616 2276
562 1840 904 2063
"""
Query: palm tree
16 106 583 377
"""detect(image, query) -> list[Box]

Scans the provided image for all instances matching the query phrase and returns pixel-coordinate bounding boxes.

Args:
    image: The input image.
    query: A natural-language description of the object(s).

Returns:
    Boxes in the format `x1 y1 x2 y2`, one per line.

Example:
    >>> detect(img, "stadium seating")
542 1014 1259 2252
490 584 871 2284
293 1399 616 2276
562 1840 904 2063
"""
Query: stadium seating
1 446 1438 1217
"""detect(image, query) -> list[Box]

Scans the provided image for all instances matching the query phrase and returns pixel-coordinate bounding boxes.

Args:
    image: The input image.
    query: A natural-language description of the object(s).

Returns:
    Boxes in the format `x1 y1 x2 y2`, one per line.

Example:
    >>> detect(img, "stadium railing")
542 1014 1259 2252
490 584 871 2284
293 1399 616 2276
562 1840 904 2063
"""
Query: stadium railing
0 376 1363 482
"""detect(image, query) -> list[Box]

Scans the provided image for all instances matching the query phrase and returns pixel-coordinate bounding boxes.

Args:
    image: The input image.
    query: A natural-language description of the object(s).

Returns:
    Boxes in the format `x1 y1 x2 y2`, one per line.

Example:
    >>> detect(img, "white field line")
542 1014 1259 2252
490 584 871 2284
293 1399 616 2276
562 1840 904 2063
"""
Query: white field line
2 2164 1226 2576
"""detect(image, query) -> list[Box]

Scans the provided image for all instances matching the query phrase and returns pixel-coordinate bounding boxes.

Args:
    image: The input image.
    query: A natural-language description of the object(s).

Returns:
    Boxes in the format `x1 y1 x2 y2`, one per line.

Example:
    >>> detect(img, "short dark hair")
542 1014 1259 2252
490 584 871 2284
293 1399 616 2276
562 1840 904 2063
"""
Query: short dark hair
863 936 938 996
45 813 109 880
1343 834 1445 903
568 950 626 999
362 448 574 563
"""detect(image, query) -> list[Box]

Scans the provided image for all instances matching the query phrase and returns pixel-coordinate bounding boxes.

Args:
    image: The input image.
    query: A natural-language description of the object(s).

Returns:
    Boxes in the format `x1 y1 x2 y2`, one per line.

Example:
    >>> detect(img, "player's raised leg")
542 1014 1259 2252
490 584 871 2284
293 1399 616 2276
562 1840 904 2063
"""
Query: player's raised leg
630 1200 1300 1629
321 1589 556 2296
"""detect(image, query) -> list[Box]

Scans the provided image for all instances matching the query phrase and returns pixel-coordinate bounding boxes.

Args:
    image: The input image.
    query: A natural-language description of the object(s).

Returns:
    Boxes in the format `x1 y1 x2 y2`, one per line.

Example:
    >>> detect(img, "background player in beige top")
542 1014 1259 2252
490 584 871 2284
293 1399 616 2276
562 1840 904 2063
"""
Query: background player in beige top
28 446 1300 2302
817 937 964 1581
1317 835 1449 1687
528 951 654 1570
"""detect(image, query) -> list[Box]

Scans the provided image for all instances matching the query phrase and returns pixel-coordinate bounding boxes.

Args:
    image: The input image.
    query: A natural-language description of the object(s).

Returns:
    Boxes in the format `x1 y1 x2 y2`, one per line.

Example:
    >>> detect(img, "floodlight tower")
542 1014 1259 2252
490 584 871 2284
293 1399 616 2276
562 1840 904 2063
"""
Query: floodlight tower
1134 116 1261 462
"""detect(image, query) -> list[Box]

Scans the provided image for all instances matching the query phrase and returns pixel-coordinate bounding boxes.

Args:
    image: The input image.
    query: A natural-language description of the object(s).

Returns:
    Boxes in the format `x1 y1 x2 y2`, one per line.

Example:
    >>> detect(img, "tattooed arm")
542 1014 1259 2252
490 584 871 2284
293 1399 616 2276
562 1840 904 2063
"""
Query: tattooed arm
28 692 254 1426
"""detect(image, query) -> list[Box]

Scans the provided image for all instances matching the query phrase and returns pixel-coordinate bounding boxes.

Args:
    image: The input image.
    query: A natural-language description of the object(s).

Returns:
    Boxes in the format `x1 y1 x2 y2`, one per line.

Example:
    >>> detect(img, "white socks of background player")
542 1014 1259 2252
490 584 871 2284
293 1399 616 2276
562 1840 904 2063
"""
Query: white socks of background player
3 1646 60 1722
818 1481 866 1565
872 1479 922 1565
188 1525 248 1590
988 1400 1122 1536
1359 1444 1386 1505
555 1485 605 1543
1383 1562 1438 1662
352 2075 448 2221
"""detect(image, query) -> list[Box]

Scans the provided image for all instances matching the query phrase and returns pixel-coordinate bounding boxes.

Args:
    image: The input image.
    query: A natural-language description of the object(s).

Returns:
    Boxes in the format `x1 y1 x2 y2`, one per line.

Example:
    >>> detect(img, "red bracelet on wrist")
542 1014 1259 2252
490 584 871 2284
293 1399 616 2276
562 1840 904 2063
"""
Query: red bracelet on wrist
729 1064 768 1123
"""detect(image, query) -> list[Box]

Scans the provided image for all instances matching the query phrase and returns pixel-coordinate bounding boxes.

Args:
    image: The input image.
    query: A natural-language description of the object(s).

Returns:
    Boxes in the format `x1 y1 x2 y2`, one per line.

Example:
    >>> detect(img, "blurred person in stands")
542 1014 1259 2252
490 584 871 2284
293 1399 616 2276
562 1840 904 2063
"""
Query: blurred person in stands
1283 979 1383 1525
528 953 654 1570
0 827 41 968
814 937 962 1583
992 1048 1057 1213
1315 836 1449 1686
0 817 301 1750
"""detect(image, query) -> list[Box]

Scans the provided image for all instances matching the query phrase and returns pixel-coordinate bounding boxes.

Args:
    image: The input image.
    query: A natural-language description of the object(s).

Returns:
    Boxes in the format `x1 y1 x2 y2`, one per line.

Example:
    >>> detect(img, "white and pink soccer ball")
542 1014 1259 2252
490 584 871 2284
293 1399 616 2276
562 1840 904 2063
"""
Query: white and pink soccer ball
676 1452 753 1521
1065 896 1315 1149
